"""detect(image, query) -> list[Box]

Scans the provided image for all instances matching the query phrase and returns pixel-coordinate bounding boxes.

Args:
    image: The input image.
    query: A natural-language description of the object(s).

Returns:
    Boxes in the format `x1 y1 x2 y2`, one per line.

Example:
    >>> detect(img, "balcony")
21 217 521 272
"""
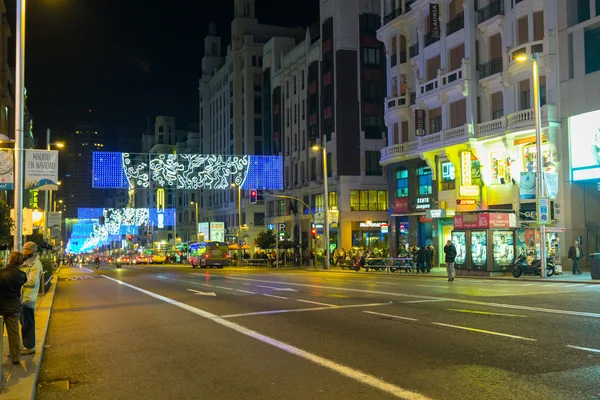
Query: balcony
380 124 472 165
419 76 439 96
409 43 419 59
424 32 440 47
506 105 558 131
478 0 504 25
510 40 544 63
446 12 464 36
384 7 403 25
478 57 503 79
418 62 468 98
476 116 507 137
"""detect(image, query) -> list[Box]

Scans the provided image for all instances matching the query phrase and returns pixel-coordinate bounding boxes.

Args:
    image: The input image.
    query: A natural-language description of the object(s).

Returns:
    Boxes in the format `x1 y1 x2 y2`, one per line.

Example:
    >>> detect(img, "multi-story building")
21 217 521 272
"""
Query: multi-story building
62 125 107 217
558 0 600 254
378 0 562 264
263 0 389 253
197 0 305 246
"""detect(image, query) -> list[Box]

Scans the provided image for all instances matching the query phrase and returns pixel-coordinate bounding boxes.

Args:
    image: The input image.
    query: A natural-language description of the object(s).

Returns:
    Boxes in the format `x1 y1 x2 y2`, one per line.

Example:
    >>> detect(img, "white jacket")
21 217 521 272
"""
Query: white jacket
20 254 42 308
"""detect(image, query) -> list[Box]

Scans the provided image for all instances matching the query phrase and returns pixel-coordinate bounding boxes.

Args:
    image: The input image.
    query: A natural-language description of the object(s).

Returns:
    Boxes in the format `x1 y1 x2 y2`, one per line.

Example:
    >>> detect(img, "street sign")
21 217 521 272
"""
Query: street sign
537 197 550 225
277 223 286 232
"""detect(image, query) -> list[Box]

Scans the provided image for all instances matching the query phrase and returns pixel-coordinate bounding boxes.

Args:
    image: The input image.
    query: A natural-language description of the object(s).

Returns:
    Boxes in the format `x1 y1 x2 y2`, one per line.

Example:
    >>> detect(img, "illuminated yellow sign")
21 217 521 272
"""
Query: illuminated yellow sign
156 188 165 212
29 190 39 209
459 185 480 196
461 151 471 185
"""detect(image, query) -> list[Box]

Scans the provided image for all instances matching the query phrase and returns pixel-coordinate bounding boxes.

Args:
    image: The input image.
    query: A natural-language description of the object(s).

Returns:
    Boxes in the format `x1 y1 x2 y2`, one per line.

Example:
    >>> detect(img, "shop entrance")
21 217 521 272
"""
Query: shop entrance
585 227 600 255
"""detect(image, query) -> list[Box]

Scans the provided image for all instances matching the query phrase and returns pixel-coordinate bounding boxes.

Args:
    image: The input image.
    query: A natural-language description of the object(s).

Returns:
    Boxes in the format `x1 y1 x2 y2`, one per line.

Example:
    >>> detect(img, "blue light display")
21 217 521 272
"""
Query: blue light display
92 152 283 190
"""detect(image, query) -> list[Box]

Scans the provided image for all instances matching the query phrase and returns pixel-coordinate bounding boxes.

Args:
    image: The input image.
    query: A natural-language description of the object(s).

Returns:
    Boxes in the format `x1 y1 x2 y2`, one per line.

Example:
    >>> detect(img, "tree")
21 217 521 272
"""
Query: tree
0 198 13 248
254 230 277 250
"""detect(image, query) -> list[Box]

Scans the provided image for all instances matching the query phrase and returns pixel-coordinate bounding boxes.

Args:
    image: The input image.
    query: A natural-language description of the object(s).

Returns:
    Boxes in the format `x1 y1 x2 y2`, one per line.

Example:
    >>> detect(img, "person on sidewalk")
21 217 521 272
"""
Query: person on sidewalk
416 246 427 274
19 241 43 356
444 240 457 282
568 241 583 275
0 252 28 365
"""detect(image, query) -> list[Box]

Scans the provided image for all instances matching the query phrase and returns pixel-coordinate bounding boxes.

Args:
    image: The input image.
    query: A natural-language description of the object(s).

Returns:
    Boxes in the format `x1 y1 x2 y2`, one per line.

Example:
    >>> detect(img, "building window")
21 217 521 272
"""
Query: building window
396 168 408 197
519 79 530 110
315 194 324 212
417 167 432 195
310 157 317 180
363 48 382 66
585 26 600 74
567 0 590 27
301 70 305 90
491 151 511 185
254 213 265 226
350 190 388 211
441 162 455 190
364 81 384 101
329 191 338 209
364 116 383 139
365 151 382 175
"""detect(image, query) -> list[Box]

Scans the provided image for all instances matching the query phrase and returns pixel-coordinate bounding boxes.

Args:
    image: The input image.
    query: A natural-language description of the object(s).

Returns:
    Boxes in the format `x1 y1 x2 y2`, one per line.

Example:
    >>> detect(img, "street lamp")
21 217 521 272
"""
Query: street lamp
311 143 330 270
190 201 199 241
13 0 26 251
516 52 547 278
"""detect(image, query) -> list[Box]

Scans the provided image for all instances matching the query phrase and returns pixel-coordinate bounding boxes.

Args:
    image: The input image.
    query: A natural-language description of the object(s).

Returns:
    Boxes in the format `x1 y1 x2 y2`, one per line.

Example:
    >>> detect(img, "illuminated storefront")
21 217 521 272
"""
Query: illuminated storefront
351 221 389 251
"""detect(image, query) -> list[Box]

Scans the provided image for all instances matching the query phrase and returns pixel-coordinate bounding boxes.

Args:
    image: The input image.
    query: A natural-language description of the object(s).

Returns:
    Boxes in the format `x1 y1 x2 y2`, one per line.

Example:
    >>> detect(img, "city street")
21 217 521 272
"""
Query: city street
37 265 600 400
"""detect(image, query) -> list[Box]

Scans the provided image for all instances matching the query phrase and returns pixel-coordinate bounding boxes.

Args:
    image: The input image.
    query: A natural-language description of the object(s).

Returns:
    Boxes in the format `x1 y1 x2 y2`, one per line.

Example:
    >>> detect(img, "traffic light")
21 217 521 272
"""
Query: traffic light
128 235 133 241
249 189 258 204
311 227 317 236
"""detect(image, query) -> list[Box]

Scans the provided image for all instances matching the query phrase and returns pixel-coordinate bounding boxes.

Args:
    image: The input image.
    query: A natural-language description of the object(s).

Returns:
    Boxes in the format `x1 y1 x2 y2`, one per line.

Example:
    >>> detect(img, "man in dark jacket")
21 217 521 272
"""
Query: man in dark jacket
568 241 583 275
0 252 28 364
416 247 427 274
444 240 457 282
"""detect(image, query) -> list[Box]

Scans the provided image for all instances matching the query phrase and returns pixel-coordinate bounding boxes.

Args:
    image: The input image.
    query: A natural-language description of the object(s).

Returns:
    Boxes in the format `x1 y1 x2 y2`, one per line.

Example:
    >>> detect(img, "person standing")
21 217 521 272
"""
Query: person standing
444 240 457 282
568 241 583 275
416 246 427 274
19 242 43 356
0 252 28 365
425 246 433 273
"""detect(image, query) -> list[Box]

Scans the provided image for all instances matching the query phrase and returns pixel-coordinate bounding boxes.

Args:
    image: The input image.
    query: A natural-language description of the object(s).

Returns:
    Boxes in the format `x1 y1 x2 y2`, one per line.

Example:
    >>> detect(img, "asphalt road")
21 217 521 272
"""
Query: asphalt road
37 264 600 400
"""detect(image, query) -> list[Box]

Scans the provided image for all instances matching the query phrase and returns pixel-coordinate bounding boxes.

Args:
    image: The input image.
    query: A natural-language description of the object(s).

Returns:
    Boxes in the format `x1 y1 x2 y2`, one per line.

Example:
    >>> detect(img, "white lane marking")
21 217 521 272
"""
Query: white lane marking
364 311 418 321
100 276 428 400
431 322 536 341
225 276 600 319
263 294 289 300
563 284 585 288
566 345 600 354
402 299 448 304
256 285 298 292
79 267 93 273
585 284 600 288
295 299 336 307
187 289 217 297
235 289 257 294
447 309 526 318
214 286 236 291
221 302 391 319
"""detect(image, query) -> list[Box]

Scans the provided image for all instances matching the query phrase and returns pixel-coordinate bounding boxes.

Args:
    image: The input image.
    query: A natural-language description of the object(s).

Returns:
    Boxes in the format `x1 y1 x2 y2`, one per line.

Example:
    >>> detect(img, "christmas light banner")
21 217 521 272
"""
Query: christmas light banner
92 152 283 190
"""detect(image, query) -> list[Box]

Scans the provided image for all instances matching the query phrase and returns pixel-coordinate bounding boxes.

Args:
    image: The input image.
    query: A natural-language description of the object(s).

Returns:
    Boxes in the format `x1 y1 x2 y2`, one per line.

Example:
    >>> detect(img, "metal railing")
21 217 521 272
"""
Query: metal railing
424 32 440 47
446 12 464 36
478 0 504 24
479 57 503 79
384 7 403 25
409 43 419 58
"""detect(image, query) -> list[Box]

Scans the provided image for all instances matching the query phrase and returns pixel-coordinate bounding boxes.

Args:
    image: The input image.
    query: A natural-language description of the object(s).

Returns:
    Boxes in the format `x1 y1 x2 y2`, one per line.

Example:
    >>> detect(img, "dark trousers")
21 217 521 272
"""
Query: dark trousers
572 258 581 274
20 304 35 350
1 312 21 360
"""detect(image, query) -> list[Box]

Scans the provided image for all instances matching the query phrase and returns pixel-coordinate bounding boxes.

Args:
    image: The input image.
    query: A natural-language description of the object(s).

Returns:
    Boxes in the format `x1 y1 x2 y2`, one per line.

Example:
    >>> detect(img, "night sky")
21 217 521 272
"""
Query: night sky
22 0 319 145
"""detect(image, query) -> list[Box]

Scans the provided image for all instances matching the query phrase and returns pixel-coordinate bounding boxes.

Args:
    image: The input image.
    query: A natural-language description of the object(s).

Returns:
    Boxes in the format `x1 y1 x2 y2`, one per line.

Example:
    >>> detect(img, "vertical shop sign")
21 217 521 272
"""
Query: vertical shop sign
415 109 426 136
429 4 440 39
461 151 471 185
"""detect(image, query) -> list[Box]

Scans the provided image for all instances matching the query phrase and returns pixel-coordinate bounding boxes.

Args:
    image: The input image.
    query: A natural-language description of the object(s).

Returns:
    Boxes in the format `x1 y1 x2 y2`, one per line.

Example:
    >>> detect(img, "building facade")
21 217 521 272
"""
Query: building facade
263 0 389 254
378 0 562 264
197 0 305 247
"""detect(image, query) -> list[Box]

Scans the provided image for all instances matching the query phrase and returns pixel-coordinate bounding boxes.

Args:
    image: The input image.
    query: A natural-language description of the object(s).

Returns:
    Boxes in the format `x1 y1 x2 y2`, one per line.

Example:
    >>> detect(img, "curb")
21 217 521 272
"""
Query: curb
303 268 600 284
0 272 59 399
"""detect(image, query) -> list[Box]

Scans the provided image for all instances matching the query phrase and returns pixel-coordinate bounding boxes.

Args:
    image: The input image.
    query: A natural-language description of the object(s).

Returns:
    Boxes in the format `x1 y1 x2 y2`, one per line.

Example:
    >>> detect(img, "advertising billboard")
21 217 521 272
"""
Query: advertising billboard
570 109 600 181
210 222 225 242
25 150 59 190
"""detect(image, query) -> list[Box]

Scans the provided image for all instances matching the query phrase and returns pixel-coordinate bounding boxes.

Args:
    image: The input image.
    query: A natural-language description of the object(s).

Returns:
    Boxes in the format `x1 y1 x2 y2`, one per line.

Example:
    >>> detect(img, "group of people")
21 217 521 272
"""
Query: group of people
0 242 43 365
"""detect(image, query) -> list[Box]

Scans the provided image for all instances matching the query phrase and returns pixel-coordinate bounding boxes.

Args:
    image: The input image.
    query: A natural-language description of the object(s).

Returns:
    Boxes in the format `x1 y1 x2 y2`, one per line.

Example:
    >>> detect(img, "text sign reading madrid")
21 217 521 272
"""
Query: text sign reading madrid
92 152 283 190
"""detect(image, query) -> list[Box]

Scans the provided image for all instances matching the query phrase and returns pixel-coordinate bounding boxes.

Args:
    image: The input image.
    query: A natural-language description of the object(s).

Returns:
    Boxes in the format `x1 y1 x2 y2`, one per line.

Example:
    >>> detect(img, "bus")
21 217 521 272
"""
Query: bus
189 242 231 268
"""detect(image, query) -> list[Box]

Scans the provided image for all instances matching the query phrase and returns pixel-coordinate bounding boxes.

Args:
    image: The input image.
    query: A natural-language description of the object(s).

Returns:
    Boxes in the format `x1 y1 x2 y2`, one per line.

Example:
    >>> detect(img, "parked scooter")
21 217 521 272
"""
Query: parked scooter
512 254 555 278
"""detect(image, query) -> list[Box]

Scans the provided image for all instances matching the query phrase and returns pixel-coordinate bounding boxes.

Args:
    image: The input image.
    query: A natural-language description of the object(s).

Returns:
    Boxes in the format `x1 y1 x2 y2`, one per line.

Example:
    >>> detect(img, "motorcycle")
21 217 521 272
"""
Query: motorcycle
512 254 555 278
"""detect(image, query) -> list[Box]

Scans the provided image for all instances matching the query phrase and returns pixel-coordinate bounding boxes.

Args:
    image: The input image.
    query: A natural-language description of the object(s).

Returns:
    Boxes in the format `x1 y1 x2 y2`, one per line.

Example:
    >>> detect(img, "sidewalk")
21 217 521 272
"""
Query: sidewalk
306 265 600 284
0 273 59 399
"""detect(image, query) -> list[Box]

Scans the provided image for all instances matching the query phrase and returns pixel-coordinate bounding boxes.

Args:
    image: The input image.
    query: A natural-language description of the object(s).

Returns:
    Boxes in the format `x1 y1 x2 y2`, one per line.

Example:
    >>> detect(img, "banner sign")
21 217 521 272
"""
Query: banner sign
25 150 59 190
544 172 558 199
453 213 516 229
519 172 536 200
48 212 62 239
209 222 225 242
393 197 409 213
198 222 210 241
415 110 426 136
429 4 440 39
0 149 13 189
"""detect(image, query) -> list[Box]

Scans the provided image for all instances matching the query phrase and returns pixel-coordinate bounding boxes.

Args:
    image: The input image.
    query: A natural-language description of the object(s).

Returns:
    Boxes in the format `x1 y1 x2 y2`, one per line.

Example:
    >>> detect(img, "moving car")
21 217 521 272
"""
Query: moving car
151 252 167 264
134 254 151 264
189 242 231 268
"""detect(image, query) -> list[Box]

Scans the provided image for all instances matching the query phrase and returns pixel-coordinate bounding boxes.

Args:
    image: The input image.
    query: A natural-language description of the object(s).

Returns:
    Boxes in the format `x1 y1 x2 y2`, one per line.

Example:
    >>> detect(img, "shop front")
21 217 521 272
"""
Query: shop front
450 213 518 275
426 208 456 266
351 221 389 254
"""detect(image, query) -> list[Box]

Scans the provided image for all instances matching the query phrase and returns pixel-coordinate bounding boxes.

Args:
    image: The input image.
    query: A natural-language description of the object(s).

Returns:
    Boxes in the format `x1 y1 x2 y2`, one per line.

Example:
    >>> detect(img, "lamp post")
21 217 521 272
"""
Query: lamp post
231 183 242 263
190 201 199 241
312 143 330 270
13 0 26 251
516 52 546 278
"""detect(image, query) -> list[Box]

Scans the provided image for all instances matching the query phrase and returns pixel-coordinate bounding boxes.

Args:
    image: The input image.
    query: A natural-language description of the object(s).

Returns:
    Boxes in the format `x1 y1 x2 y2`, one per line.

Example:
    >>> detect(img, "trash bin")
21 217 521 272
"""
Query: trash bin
589 253 600 280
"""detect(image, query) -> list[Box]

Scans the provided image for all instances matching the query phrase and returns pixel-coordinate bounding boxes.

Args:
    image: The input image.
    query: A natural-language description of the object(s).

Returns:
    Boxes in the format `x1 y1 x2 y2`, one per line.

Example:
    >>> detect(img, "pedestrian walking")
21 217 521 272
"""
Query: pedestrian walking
0 252 28 365
428 246 436 268
568 241 583 275
444 240 457 282
19 242 43 356
416 247 427 274
425 246 432 273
